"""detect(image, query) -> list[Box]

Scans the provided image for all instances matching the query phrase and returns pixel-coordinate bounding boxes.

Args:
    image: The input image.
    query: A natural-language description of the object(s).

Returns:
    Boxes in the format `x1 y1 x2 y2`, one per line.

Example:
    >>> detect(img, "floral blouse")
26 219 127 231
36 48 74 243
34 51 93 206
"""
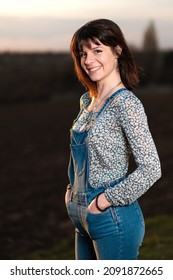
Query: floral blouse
72 89 161 206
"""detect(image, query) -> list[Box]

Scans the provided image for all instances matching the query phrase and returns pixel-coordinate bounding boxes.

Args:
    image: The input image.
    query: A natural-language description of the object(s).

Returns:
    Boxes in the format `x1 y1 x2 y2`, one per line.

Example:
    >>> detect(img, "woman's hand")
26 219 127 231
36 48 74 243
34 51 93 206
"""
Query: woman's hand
87 197 101 214
65 188 72 205
88 193 112 214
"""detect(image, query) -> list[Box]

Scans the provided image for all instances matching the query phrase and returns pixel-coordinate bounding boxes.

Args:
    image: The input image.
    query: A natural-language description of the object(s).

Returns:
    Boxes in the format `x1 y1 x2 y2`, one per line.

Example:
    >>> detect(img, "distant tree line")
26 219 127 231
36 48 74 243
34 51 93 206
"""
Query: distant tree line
0 21 172 104
135 21 173 86
0 50 172 104
133 50 173 86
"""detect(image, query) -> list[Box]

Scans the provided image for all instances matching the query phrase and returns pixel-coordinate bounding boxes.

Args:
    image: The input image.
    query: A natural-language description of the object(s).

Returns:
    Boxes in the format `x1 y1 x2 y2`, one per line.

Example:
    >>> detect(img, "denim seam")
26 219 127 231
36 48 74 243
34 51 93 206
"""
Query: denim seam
110 207 119 224
109 206 123 259
133 202 145 227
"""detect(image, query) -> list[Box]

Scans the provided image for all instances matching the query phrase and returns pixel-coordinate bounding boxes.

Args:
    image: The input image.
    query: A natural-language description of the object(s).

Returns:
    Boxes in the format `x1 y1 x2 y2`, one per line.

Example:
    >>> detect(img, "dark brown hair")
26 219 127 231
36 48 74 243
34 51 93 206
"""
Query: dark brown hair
70 19 139 97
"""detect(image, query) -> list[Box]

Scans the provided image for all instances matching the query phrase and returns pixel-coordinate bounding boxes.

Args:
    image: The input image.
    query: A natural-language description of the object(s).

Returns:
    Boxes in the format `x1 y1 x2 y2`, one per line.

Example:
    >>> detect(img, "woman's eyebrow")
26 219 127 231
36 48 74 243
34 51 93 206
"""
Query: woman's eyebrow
91 46 102 49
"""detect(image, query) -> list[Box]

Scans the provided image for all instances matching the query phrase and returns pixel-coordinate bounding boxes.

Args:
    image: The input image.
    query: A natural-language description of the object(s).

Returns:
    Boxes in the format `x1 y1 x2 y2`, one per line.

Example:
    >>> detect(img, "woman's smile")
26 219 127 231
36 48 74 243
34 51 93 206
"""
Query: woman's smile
87 66 102 73
86 65 102 77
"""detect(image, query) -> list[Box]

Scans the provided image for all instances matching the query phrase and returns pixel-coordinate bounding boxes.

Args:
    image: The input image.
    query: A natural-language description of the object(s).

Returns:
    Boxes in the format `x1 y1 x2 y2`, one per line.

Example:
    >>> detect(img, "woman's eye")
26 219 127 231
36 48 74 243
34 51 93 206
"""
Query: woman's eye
79 52 86 58
95 49 102 53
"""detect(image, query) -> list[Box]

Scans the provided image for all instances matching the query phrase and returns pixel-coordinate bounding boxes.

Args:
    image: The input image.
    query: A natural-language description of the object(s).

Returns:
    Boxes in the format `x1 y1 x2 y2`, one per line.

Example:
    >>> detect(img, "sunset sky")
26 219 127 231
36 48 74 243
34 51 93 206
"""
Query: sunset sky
0 0 172 51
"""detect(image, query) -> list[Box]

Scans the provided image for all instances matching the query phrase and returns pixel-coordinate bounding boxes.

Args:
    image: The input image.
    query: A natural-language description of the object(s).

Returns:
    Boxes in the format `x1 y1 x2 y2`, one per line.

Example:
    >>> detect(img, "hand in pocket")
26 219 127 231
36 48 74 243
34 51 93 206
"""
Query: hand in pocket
65 188 72 205
88 193 112 214
87 198 102 214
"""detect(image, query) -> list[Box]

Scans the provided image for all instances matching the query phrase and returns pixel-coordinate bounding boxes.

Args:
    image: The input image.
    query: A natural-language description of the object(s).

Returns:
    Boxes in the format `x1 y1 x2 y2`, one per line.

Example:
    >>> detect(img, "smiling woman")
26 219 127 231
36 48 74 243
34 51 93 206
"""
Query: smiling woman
65 18 161 260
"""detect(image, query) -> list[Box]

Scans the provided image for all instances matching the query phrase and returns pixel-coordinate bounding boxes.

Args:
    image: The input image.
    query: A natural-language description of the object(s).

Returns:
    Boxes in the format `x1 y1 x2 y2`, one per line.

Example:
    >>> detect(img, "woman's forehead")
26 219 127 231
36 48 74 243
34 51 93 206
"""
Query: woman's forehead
78 38 101 51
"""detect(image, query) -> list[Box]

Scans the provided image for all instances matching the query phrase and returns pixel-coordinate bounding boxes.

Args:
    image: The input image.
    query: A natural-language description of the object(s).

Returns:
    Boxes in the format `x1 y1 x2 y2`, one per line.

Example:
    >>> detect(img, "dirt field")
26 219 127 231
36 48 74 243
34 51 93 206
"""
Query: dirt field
0 88 172 259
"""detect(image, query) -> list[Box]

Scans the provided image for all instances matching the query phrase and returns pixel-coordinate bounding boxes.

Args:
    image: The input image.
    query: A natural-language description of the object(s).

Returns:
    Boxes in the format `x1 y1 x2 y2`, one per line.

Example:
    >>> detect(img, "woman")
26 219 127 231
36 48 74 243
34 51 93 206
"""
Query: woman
65 19 161 260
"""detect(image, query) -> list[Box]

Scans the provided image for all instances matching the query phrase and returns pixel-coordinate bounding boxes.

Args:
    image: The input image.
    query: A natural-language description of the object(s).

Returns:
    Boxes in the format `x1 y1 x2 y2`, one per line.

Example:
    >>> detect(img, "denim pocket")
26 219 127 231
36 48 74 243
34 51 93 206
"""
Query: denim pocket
86 206 110 216
86 207 120 239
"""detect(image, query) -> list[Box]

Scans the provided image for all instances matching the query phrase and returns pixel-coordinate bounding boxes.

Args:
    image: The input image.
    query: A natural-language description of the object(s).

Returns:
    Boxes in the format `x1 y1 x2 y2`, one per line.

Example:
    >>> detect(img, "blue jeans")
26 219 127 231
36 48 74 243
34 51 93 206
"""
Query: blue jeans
66 191 145 260
67 90 145 260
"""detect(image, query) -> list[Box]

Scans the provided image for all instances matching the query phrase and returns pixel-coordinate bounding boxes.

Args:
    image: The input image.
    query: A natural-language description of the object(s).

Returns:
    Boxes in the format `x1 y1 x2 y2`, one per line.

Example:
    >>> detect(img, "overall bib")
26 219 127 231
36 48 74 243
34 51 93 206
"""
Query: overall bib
66 90 145 260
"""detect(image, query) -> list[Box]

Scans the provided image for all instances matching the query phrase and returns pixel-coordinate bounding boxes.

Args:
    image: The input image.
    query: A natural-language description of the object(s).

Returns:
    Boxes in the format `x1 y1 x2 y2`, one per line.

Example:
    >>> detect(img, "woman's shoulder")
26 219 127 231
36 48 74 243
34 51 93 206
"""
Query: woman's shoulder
119 89 142 103
109 89 146 121
80 91 91 109
112 88 144 110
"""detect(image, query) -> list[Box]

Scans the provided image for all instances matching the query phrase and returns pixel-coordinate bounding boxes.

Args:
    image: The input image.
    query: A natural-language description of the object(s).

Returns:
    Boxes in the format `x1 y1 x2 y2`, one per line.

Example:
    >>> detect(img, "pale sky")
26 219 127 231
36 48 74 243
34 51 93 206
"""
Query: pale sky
0 0 172 51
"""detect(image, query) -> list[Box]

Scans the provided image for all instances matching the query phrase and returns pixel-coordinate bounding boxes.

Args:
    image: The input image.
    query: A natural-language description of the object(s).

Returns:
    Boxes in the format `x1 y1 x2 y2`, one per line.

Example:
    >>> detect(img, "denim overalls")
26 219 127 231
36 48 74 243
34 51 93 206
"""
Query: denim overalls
66 90 145 260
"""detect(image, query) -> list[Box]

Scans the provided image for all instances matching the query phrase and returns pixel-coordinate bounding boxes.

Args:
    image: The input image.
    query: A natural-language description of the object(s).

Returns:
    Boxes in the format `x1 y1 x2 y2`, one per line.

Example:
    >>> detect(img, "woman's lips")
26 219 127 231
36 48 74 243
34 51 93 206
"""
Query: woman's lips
87 66 102 73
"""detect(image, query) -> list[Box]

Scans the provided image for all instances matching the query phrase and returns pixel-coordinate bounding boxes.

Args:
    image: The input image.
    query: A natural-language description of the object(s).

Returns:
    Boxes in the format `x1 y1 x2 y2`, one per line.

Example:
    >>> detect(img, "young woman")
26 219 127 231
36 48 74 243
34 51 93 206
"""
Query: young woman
65 19 161 260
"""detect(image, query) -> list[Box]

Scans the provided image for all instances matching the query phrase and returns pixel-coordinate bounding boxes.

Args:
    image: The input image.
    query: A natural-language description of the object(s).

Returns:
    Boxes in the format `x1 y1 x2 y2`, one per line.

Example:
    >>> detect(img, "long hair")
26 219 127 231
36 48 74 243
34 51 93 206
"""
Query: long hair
70 19 139 97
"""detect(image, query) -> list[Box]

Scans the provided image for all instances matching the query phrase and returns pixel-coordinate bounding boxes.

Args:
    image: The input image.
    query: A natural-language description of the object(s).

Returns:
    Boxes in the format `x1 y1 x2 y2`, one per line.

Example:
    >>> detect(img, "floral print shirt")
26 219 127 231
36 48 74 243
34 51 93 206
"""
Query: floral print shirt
72 89 161 206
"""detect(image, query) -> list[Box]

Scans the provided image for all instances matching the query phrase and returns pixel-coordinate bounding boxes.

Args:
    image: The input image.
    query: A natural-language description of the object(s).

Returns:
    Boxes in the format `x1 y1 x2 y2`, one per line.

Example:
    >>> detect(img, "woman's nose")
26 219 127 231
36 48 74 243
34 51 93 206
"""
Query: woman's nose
84 53 94 65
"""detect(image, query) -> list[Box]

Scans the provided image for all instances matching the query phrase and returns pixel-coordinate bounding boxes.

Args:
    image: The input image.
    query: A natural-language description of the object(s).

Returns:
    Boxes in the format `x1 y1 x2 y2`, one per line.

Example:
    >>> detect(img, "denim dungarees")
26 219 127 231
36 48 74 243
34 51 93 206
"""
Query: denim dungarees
66 89 145 260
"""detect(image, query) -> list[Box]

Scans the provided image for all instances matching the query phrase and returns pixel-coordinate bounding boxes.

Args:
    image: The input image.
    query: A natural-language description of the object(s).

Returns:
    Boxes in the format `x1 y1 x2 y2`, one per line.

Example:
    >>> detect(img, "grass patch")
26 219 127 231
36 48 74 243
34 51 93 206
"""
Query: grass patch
139 215 173 259
17 237 75 260
17 215 173 260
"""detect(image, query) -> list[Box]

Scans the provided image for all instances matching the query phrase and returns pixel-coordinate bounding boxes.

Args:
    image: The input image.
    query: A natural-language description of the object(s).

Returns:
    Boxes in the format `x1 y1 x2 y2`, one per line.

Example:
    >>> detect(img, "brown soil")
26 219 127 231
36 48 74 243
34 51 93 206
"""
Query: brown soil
0 89 172 259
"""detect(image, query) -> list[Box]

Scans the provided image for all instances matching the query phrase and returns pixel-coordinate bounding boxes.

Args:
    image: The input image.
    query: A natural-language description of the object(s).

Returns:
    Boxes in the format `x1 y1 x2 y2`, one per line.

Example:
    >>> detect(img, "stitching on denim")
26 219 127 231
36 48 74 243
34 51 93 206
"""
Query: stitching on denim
110 206 119 224
133 202 145 227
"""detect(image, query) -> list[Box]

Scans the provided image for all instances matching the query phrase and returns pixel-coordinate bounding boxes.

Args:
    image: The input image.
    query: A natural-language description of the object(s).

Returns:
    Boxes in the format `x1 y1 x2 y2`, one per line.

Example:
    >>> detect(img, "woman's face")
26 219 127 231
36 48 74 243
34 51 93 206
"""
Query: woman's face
79 39 118 84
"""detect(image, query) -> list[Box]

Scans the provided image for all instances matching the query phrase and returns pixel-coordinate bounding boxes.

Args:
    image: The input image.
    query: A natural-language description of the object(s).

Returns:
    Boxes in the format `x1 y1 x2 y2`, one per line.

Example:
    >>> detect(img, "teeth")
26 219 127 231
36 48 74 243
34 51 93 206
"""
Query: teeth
89 66 101 72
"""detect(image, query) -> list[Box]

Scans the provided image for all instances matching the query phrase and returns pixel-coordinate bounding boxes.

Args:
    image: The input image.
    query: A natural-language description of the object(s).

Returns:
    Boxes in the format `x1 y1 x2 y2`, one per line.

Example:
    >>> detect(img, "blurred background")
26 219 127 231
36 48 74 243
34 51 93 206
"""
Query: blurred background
0 0 172 260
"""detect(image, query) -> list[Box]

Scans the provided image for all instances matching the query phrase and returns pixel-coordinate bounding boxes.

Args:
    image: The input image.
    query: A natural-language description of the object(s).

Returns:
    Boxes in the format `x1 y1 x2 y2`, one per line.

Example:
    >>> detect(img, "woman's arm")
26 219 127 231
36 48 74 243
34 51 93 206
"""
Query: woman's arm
104 93 162 206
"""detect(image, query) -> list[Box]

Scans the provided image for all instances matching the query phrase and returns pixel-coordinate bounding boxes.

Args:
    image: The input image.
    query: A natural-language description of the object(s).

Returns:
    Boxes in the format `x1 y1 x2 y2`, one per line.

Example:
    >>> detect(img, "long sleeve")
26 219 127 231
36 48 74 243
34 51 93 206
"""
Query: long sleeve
104 93 162 206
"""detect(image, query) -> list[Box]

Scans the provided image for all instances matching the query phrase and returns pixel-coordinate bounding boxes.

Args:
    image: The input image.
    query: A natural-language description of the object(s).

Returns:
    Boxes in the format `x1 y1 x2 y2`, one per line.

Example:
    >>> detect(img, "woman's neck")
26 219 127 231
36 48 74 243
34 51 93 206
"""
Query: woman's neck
96 73 122 99
96 80 122 100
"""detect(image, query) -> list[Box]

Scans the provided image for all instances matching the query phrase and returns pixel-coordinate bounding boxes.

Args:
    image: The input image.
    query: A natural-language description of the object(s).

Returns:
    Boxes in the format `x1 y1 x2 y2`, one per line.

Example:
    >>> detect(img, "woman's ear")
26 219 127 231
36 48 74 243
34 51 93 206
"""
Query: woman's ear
115 45 122 57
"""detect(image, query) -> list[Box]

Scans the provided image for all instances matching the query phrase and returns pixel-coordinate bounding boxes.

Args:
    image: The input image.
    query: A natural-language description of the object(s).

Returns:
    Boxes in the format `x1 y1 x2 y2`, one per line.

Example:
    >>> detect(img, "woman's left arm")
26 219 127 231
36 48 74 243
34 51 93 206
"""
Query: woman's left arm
104 93 162 206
